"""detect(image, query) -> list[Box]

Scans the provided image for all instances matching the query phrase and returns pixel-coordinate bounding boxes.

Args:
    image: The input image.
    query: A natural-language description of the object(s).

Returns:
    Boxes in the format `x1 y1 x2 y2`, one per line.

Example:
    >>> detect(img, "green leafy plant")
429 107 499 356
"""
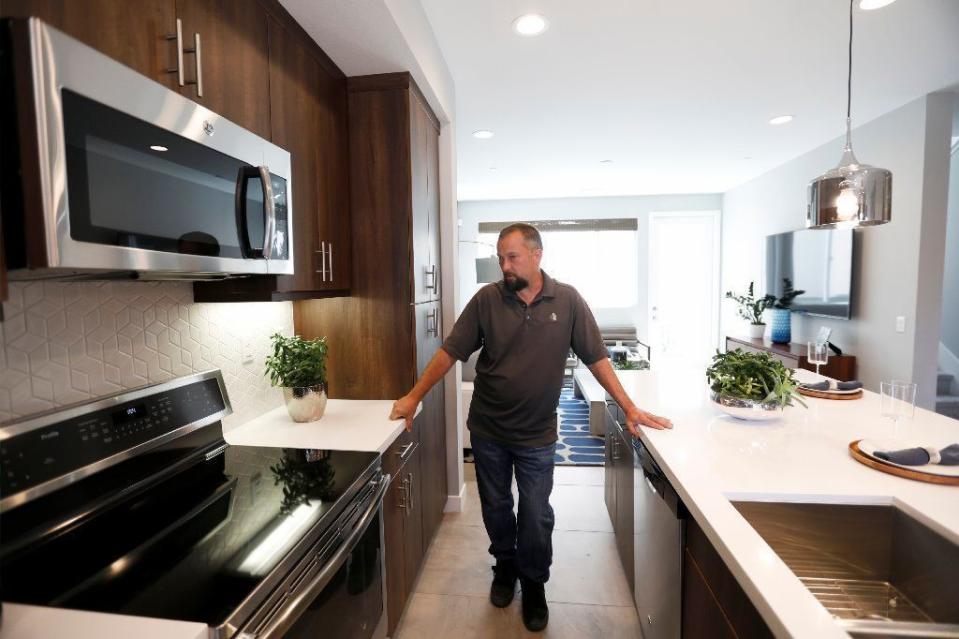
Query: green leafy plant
725 281 772 325
613 359 650 371
766 278 806 310
705 349 805 408
264 333 328 388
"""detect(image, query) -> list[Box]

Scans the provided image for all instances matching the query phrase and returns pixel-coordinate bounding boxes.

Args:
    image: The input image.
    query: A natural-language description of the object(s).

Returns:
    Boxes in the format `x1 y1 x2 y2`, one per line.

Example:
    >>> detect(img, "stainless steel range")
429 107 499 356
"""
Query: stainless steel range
0 370 388 638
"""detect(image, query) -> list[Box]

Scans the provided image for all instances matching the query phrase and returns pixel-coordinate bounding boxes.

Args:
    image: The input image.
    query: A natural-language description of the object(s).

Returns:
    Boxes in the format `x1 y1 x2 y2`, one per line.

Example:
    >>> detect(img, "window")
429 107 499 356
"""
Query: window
477 219 638 309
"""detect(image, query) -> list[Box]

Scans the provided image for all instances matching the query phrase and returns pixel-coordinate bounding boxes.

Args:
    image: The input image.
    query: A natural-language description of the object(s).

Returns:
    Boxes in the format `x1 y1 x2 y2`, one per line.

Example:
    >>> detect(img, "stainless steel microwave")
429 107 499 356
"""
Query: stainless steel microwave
1 18 293 280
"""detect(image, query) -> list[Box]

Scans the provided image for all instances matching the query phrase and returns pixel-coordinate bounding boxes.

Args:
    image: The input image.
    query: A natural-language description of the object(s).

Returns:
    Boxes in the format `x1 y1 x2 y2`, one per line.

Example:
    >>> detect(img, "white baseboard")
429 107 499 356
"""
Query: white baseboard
938 343 959 393
444 482 467 513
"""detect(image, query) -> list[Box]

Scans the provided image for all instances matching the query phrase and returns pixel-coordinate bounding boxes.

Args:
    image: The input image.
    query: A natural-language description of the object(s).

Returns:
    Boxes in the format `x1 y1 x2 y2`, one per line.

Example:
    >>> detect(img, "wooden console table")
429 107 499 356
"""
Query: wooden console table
725 336 857 381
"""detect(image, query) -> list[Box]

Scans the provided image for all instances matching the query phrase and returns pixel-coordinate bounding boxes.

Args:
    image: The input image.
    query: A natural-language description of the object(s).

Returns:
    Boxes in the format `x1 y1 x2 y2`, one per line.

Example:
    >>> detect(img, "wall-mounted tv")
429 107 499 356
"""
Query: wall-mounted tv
765 228 855 319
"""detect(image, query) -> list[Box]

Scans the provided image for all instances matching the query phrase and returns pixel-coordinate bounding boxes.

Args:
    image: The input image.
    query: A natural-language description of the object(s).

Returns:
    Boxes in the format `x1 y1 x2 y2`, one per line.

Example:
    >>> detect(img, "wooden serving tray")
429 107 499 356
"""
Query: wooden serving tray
849 440 959 486
798 387 862 400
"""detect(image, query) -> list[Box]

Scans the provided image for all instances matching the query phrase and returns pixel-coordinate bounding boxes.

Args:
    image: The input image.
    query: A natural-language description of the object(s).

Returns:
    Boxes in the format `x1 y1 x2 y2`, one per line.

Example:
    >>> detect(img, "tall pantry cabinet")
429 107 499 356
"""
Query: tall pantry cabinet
293 72 446 634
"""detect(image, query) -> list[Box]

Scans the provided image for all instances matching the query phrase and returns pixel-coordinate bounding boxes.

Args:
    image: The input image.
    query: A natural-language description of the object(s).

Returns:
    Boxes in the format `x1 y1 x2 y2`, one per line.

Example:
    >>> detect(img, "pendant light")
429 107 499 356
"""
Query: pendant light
807 0 892 229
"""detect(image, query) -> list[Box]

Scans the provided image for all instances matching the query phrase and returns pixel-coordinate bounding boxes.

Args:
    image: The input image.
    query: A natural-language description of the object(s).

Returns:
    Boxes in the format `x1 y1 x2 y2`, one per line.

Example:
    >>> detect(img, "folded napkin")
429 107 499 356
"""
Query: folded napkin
874 443 959 466
801 380 863 391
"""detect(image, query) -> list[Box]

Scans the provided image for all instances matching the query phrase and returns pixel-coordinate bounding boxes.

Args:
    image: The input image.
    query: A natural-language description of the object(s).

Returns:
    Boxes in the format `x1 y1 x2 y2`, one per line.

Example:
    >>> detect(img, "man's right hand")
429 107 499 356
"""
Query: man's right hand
389 394 419 432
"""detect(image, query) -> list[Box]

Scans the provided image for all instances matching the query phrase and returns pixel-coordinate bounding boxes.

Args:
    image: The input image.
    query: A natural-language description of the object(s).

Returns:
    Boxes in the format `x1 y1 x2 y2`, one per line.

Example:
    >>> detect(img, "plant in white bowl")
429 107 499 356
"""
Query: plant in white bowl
265 333 329 422
706 349 805 421
724 282 771 339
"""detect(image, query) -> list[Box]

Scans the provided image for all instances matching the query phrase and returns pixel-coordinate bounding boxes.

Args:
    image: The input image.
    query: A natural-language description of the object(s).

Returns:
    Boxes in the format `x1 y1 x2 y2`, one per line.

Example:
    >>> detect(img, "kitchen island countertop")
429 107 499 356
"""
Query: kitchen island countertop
616 367 959 639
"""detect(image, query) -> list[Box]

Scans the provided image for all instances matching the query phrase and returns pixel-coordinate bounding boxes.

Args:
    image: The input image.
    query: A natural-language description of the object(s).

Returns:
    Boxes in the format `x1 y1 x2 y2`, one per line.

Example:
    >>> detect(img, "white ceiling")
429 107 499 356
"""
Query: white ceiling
419 0 959 201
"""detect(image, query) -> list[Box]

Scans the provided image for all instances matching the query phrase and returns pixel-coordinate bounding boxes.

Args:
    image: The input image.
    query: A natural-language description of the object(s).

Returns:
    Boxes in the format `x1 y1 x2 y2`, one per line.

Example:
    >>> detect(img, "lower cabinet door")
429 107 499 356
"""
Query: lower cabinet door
384 461 409 636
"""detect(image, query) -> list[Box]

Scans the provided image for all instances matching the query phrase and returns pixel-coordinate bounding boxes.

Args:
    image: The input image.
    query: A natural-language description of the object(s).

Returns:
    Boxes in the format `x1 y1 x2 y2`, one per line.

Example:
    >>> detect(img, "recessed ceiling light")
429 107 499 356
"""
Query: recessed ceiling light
149 145 168 152
859 0 897 9
472 130 494 139
512 14 549 37
489 166 498 171
768 115 794 125
599 159 613 164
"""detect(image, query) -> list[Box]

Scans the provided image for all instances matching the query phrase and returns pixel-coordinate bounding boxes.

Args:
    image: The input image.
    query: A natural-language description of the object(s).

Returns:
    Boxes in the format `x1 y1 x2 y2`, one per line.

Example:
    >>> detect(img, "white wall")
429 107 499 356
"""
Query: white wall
456 194 722 343
722 93 956 408
939 132 959 369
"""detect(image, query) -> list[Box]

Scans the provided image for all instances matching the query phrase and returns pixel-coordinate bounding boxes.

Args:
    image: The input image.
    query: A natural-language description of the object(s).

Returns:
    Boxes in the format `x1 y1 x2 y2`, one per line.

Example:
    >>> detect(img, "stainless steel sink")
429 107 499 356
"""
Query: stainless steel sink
731 501 959 638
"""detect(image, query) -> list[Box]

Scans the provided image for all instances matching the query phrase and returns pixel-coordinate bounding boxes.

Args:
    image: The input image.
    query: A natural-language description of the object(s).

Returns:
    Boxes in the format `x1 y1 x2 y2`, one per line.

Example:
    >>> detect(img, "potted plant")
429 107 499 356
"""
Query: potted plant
265 333 329 422
725 282 771 339
765 278 805 344
706 349 805 421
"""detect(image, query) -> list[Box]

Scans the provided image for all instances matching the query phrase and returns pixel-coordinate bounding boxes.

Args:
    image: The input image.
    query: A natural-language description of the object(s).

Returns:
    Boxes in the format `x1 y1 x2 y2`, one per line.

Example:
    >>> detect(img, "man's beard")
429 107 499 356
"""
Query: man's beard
503 273 529 292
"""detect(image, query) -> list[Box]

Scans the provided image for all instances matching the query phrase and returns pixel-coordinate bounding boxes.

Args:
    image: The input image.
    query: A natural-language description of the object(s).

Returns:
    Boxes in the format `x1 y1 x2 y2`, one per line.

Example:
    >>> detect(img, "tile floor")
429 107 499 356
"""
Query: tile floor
393 464 642 638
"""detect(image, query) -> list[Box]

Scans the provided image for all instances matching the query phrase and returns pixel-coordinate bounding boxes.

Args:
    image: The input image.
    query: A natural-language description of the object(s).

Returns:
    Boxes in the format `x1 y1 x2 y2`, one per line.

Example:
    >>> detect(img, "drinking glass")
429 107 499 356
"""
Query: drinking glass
880 380 917 438
807 342 828 376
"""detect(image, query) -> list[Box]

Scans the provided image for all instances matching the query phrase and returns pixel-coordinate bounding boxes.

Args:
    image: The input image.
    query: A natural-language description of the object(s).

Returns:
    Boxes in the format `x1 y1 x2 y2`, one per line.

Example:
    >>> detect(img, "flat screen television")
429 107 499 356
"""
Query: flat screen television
765 228 854 319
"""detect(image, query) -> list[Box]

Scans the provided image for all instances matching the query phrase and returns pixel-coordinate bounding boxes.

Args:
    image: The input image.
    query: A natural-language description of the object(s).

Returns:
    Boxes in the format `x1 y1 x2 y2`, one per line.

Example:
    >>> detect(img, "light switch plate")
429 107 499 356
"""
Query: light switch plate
895 316 906 333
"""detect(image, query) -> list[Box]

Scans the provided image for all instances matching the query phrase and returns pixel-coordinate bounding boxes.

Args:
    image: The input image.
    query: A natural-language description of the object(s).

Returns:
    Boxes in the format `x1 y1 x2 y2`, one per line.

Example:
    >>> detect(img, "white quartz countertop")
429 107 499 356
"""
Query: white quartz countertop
223 399 417 453
615 367 959 639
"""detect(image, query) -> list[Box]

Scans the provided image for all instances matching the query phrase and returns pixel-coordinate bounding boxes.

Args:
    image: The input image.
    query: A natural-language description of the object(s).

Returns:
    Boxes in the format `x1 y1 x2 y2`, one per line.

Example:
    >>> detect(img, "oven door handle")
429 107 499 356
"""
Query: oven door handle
248 473 390 639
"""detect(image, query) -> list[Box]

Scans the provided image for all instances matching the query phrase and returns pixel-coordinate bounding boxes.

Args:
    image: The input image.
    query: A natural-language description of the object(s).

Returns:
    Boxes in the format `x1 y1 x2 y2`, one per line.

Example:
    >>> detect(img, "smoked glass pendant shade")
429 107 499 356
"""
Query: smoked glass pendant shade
807 119 892 229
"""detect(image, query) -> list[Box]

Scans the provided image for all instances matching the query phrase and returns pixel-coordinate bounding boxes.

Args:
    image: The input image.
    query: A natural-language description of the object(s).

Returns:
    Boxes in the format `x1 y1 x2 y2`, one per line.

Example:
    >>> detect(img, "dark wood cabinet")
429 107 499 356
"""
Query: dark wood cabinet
294 72 446 632
682 517 774 639
725 336 857 381
173 0 271 139
0 0 178 89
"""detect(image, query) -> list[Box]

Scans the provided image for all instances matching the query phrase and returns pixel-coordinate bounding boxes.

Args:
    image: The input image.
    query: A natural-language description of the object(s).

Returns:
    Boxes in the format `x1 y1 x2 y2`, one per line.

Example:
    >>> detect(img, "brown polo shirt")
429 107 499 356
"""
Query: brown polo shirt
441 271 608 447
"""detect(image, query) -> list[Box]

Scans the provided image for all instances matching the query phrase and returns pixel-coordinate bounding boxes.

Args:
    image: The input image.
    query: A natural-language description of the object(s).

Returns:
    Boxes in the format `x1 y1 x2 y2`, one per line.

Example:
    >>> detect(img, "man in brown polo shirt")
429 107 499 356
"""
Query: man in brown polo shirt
390 223 672 632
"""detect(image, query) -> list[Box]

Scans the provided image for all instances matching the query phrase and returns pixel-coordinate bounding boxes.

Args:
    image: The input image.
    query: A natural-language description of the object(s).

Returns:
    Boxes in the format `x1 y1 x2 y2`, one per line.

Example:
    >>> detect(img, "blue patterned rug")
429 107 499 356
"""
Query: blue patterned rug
554 377 605 466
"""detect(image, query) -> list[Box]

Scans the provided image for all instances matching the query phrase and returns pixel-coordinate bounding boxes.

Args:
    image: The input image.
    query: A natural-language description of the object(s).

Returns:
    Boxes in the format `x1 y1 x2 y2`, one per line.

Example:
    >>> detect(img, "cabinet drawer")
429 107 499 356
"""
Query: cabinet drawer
384 432 417 479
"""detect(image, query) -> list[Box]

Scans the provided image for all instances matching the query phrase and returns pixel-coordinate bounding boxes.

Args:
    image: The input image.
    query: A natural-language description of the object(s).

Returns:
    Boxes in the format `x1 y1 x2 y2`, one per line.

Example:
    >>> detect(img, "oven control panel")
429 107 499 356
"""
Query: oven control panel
1 373 228 504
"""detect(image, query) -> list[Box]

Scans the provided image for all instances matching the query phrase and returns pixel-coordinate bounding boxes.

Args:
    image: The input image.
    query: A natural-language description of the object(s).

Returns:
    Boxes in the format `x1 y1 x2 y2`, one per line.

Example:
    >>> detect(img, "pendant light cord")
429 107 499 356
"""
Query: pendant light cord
847 0 853 121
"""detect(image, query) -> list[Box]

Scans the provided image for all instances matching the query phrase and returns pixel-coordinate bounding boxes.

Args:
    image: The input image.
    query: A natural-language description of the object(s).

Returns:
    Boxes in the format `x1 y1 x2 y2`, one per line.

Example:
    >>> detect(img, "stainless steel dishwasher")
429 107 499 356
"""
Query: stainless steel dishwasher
633 436 686 639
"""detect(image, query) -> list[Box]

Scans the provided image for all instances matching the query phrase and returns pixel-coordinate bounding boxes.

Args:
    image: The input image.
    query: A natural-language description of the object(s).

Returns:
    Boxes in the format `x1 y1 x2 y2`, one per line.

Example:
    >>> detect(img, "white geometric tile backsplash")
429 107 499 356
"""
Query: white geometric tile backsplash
0 281 293 428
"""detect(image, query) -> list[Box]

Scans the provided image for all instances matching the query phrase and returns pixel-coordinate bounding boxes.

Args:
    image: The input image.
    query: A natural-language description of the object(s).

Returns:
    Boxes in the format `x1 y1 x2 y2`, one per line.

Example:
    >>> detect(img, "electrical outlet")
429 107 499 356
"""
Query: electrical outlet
895 316 906 333
242 342 254 364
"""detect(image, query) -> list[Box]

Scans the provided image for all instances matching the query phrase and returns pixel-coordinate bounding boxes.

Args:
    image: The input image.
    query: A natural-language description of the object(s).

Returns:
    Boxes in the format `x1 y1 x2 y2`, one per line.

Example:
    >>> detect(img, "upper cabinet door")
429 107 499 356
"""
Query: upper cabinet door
174 0 271 139
268 17 322 294
1 0 178 89
410 93 433 304
315 66 352 291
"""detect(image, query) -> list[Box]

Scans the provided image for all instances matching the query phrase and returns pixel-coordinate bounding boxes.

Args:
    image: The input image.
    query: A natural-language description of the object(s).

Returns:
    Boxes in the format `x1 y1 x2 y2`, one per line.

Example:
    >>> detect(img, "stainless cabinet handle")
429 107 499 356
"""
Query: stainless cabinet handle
397 478 409 510
165 19 185 86
425 265 437 291
406 472 414 512
258 166 276 259
395 442 415 462
425 309 438 337
314 244 326 280
183 30 203 97
328 242 333 283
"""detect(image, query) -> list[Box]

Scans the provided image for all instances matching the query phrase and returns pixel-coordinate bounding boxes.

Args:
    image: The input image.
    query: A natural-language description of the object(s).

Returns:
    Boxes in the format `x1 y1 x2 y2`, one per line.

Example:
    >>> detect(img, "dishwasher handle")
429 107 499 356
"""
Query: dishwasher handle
635 440 685 520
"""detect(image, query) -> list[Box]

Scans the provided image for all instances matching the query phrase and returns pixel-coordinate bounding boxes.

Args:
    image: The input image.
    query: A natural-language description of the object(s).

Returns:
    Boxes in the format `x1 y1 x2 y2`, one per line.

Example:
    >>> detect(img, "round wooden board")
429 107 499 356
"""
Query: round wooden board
848 440 959 486
798 387 862 400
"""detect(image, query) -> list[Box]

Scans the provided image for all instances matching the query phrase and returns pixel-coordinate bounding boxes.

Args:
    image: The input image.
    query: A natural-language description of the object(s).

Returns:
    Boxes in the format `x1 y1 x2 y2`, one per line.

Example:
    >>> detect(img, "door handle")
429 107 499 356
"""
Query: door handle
182 30 203 97
406 471 414 512
235 166 275 259
165 19 185 86
425 265 437 291
328 242 333 283
314 243 326 281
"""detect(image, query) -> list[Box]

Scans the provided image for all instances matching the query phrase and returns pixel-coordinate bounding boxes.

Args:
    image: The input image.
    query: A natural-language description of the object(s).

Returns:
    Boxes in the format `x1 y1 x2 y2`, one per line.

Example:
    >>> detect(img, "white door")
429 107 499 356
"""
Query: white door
648 211 721 370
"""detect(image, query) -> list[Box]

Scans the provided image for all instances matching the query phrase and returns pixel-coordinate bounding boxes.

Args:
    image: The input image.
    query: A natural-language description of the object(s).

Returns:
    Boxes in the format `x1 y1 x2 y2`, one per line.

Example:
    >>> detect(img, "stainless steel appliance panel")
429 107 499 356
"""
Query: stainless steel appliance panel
633 439 685 639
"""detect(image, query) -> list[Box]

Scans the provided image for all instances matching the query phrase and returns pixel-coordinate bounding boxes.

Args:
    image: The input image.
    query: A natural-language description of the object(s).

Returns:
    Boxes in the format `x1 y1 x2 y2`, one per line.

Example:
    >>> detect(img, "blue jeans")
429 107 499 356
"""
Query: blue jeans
471 432 556 584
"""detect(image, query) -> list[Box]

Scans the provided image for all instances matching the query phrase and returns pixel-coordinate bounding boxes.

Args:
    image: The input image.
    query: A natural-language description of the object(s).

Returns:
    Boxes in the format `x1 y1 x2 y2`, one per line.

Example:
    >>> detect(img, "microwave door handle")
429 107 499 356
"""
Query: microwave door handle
257 165 276 260
235 166 262 258
247 474 391 639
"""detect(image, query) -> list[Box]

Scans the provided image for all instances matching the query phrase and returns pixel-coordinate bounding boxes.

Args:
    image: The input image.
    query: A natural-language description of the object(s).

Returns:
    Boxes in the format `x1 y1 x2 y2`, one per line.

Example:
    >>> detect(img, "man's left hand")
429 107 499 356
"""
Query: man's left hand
625 407 673 438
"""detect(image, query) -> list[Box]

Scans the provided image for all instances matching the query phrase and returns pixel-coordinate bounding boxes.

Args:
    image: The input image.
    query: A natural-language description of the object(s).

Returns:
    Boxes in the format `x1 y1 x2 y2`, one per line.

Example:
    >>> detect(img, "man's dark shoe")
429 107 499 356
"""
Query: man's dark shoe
520 578 549 631
489 560 517 607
